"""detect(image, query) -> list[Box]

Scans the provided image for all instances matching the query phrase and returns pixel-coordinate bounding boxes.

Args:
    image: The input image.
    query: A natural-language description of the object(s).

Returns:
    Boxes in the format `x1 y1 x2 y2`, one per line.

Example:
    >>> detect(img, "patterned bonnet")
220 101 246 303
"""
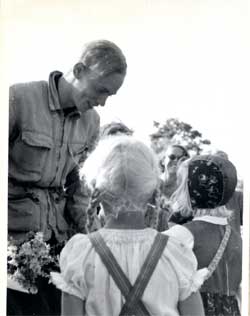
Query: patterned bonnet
188 155 237 209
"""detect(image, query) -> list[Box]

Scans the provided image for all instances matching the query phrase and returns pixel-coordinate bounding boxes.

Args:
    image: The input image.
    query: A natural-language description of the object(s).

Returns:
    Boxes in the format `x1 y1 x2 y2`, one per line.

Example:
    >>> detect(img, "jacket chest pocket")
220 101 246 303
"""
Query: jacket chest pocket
10 131 53 178
8 193 42 232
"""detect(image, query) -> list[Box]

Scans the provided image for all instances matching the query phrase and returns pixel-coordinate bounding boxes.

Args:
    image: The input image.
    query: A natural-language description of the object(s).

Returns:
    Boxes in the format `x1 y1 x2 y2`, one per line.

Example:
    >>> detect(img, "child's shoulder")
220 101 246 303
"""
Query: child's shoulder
61 233 91 257
162 224 194 249
161 228 199 284
67 233 89 245
59 233 94 270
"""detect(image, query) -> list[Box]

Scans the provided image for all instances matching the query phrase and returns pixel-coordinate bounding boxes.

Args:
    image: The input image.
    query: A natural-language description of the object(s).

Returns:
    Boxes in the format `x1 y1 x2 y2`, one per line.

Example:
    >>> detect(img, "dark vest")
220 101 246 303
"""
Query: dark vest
184 220 242 295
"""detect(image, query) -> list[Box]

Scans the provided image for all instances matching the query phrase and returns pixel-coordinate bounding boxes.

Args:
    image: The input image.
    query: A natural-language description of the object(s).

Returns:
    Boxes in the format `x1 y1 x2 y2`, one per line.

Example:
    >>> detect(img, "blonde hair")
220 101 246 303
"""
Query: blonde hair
80 136 160 220
170 159 232 219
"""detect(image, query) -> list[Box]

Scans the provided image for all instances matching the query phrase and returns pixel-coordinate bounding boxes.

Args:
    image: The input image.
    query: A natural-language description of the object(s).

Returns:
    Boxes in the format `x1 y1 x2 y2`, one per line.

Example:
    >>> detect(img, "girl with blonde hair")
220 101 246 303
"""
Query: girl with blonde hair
51 136 204 316
169 155 242 316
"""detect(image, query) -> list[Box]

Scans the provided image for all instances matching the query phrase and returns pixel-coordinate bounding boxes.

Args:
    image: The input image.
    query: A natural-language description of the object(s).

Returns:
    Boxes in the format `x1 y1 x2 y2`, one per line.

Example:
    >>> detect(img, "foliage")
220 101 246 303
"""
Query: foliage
150 118 211 156
7 232 63 294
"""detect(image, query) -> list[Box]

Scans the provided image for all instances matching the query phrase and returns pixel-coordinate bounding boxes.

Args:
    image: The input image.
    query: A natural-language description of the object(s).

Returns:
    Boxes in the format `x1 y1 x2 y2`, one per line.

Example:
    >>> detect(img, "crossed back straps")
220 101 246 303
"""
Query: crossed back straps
89 231 168 316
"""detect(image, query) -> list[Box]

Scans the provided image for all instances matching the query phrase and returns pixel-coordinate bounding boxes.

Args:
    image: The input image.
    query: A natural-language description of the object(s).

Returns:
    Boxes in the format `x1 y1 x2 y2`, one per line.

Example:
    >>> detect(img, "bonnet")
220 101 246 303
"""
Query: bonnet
188 155 237 209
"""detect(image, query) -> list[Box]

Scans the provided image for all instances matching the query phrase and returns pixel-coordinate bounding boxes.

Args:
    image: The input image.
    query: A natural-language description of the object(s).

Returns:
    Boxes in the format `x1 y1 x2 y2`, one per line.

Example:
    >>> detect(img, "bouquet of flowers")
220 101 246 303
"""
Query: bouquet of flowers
7 232 62 294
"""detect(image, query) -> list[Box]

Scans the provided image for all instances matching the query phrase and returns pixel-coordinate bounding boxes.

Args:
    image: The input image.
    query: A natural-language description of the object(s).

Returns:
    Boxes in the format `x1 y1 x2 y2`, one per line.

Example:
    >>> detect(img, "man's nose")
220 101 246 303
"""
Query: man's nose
98 95 108 106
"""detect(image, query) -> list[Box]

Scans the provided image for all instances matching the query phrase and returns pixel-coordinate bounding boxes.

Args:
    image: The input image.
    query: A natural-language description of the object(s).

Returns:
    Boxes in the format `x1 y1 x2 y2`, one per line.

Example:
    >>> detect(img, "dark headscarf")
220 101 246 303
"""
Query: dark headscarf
188 155 237 209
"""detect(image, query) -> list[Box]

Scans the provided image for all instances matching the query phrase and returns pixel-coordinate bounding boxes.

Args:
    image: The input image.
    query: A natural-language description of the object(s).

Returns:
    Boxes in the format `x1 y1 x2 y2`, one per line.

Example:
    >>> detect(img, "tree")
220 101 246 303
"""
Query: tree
150 118 211 156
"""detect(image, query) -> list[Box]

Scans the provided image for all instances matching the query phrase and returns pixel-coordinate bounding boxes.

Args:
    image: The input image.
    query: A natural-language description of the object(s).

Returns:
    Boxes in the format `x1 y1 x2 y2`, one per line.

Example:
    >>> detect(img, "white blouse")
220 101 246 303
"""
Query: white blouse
51 228 201 316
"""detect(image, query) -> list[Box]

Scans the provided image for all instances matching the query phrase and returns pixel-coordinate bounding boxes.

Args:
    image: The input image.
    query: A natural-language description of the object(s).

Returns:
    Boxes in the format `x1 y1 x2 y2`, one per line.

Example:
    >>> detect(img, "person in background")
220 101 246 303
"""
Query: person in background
169 155 242 316
8 39 127 316
99 121 134 139
160 144 190 199
51 136 205 316
212 150 243 235
158 144 191 228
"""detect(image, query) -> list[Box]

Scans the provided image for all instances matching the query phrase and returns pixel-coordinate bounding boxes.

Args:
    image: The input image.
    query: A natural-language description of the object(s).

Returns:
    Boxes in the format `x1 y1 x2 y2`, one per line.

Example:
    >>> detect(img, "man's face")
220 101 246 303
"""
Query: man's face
71 65 125 114
164 146 187 175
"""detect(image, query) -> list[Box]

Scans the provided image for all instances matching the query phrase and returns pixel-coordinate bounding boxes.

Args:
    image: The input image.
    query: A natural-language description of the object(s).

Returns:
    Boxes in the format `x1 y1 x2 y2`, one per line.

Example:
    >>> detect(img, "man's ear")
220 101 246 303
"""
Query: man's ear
73 62 88 79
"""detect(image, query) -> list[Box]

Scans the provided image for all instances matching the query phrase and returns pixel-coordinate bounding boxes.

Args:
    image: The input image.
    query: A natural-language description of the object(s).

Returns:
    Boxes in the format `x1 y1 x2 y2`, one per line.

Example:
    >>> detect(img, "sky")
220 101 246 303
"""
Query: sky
1 0 249 177
0 1 250 312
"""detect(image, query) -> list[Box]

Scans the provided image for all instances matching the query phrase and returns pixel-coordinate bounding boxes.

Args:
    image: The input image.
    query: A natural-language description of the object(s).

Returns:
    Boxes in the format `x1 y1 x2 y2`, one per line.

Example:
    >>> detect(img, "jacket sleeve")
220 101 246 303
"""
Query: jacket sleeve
237 191 243 225
64 111 100 234
9 85 19 142
84 111 100 155
64 168 90 234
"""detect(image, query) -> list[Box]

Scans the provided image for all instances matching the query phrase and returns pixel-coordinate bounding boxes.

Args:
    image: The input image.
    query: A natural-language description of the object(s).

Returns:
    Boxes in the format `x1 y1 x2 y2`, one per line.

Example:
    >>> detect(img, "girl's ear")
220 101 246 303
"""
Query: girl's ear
73 62 88 79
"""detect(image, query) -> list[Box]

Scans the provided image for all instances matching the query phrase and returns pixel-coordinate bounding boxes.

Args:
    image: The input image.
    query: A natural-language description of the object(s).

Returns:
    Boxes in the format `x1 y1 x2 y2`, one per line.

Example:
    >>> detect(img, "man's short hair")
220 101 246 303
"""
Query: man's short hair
79 40 127 77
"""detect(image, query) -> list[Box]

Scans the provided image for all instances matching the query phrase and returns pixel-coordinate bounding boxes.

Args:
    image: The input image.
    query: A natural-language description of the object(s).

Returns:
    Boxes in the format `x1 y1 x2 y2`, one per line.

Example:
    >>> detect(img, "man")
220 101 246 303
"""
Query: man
8 39 127 316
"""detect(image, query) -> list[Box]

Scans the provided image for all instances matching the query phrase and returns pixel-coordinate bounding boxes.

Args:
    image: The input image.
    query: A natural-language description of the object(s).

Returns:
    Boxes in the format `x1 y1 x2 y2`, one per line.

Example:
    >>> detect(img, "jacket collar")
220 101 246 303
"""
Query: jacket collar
193 215 228 225
48 71 81 119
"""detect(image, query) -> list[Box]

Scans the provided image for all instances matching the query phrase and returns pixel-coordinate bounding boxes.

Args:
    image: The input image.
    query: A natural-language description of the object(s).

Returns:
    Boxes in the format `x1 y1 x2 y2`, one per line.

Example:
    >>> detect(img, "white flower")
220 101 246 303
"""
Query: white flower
35 232 44 242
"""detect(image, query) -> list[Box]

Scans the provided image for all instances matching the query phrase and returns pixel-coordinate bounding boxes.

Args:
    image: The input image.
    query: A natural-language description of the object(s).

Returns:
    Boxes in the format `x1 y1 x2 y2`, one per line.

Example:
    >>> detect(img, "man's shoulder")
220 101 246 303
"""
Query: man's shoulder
10 80 48 96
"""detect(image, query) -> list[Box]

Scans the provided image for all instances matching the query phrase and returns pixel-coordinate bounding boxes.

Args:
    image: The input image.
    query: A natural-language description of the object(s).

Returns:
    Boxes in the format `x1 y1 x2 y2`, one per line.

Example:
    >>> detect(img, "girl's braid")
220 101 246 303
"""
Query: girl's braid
145 187 172 231
86 188 102 233
145 188 161 229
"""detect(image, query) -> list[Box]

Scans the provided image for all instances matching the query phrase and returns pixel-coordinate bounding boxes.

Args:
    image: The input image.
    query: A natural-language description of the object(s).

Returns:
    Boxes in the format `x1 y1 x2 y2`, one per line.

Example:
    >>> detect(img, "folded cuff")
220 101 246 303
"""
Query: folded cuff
50 272 84 300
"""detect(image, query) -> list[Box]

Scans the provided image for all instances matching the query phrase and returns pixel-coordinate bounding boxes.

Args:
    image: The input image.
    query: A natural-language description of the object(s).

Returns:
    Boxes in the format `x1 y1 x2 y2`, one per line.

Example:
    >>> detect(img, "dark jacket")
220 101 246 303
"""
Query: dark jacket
226 190 243 234
8 71 100 242
184 220 242 296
